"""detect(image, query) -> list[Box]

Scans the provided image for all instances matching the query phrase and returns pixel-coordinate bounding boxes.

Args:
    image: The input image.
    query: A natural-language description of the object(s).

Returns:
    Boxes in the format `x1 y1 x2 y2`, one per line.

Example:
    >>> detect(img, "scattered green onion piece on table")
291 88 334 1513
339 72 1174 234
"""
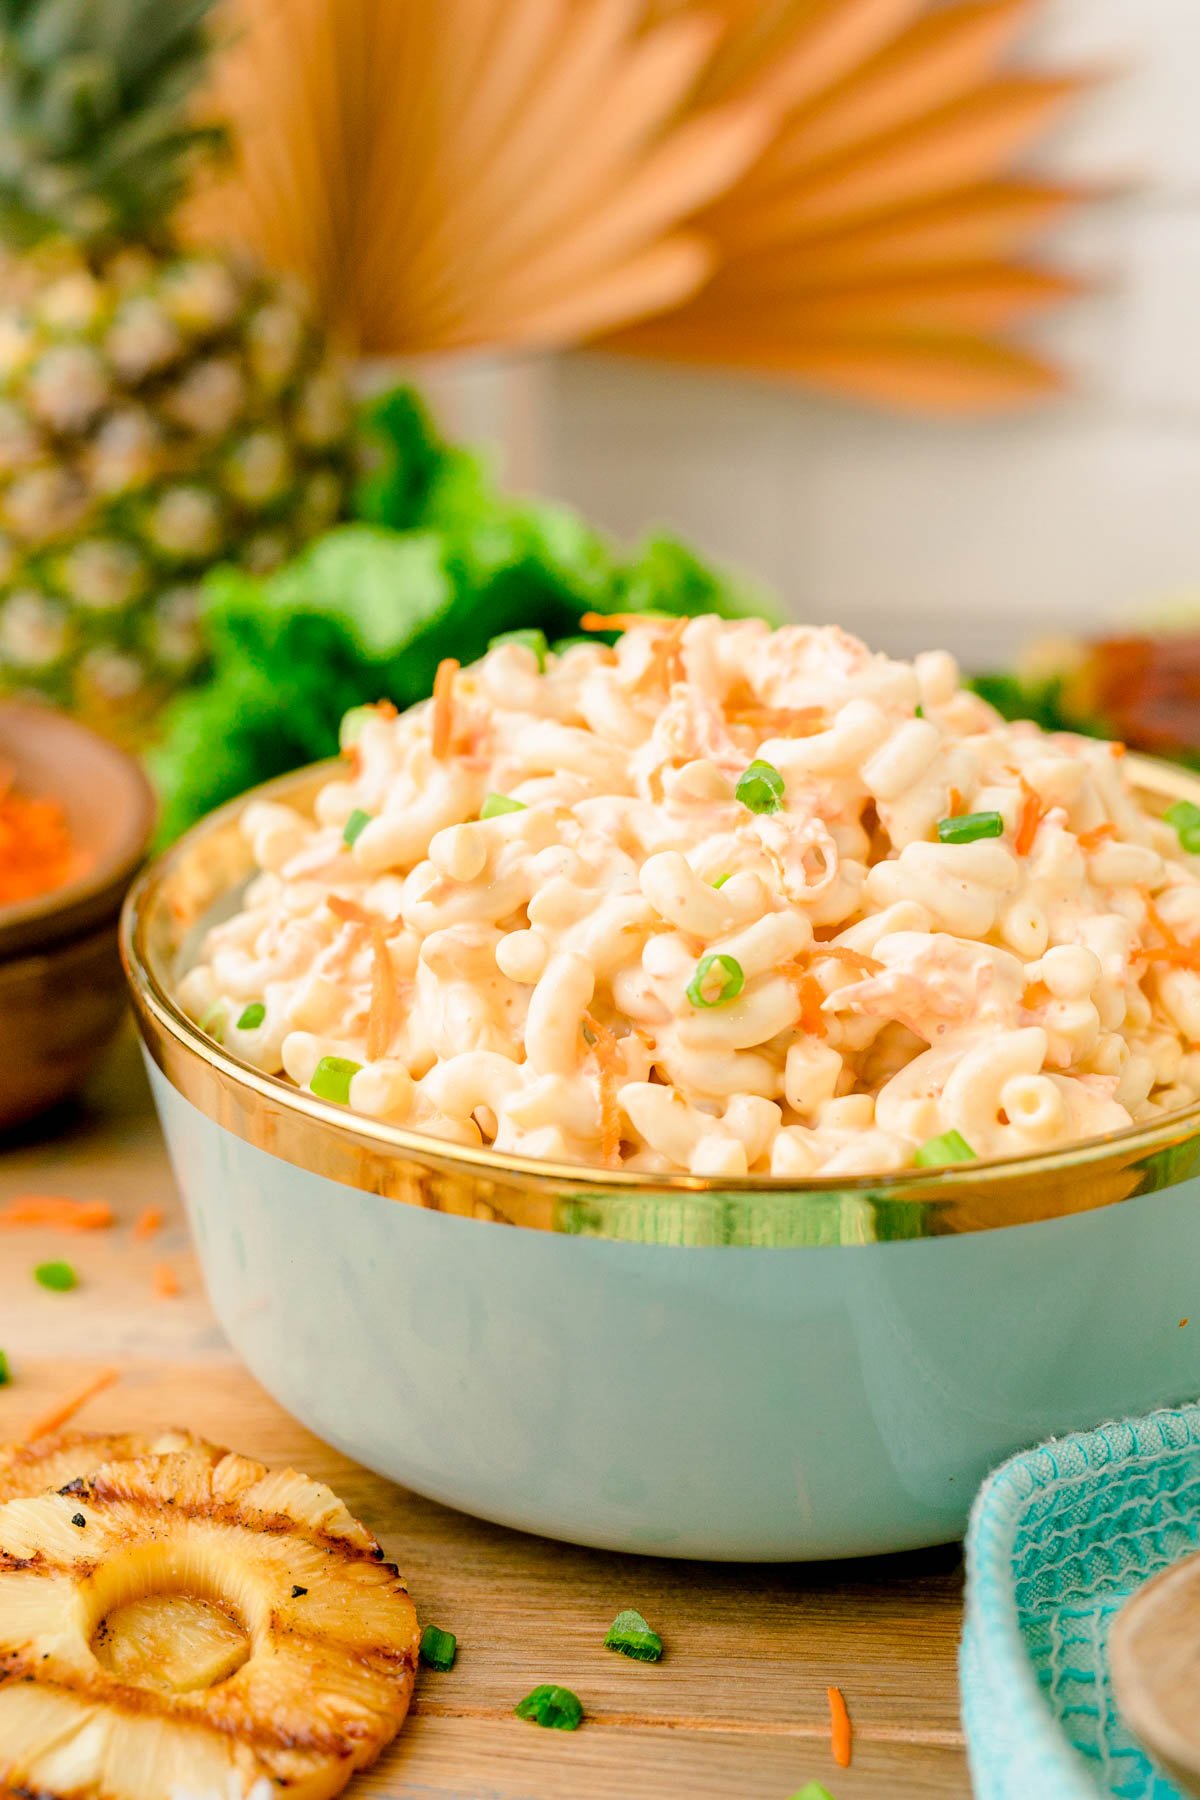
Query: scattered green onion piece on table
735 759 785 815
488 628 548 669
789 1785 839 1800
936 810 1004 845
343 808 372 847
914 1130 977 1167
711 872 732 889
686 953 745 1009
310 1057 362 1105
236 1003 265 1031
339 705 374 750
35 1261 77 1292
1165 799 1200 853
419 1624 458 1670
0 1349 9 1385
604 1609 664 1661
480 792 526 820
515 1685 584 1731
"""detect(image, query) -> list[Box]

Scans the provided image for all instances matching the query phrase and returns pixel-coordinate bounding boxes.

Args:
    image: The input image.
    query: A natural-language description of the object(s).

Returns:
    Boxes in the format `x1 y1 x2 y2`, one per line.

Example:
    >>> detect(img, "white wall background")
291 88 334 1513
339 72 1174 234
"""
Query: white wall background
531 0 1200 668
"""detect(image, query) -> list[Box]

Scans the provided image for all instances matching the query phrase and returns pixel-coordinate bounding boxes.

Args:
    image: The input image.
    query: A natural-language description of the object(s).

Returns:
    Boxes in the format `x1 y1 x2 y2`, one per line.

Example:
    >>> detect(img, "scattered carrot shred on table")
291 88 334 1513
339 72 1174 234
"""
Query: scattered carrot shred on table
431 657 460 759
21 1367 119 1443
131 1205 164 1243
151 1262 181 1300
827 1685 852 1768
0 1195 113 1231
0 767 83 905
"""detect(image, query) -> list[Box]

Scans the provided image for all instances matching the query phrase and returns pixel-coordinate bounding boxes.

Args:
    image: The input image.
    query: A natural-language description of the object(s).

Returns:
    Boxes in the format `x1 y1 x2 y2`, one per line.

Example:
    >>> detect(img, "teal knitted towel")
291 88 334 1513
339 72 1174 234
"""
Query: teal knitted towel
961 1403 1200 1800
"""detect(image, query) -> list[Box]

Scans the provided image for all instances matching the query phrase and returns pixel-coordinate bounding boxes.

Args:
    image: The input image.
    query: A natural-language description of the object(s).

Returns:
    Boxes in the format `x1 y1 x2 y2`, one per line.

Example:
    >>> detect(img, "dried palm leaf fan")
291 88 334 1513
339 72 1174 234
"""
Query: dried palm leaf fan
186 0 776 355
602 0 1097 411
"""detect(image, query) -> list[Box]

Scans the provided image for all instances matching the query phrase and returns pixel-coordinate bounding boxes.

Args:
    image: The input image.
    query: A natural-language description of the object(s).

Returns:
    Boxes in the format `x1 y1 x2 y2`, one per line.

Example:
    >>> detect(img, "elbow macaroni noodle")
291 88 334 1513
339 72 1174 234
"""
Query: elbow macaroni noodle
179 617 1200 1177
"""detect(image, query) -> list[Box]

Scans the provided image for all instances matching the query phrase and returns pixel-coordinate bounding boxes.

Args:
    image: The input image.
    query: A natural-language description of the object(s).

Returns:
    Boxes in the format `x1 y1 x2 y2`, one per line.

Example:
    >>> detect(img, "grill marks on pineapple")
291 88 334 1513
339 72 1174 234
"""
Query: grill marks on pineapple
0 1438 420 1797
0 1432 201 1506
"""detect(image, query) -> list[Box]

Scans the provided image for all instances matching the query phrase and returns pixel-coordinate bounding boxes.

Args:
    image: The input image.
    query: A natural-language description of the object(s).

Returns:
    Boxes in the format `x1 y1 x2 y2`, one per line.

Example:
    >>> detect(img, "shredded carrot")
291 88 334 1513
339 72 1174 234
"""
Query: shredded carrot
1110 741 1127 758
947 787 967 818
1142 897 1200 971
828 1685 853 1768
151 1262 181 1299
326 894 404 937
131 1205 164 1243
1015 775 1043 857
0 782 83 906
632 615 688 694
814 946 884 977
583 1011 624 1167
327 893 372 926
579 612 663 633
22 1367 120 1443
1077 822 1116 851
727 705 825 736
431 657 460 759
1023 979 1052 1010
367 925 394 1062
784 964 831 1036
0 1196 113 1232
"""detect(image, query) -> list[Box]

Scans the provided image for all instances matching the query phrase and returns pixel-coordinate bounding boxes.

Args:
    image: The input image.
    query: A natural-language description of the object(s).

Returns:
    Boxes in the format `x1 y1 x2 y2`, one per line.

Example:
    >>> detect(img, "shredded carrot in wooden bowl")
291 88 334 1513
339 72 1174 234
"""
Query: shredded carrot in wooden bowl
0 767 83 907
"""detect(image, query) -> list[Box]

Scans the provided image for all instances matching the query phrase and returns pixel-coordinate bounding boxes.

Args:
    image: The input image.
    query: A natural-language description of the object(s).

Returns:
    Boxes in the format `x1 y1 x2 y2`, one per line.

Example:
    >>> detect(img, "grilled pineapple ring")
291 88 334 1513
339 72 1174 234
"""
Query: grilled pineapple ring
0 1444 420 1800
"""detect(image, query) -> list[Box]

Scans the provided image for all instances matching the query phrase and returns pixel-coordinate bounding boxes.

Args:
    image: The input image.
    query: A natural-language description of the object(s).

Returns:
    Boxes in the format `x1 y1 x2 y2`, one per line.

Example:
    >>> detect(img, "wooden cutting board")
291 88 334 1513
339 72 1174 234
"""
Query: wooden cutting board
0 1036 969 1799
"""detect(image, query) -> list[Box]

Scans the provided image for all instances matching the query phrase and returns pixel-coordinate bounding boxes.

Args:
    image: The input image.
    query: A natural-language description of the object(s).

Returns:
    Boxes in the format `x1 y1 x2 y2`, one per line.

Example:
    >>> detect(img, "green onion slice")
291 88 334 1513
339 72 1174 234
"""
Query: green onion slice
310 1056 362 1105
419 1624 458 1671
480 792 526 820
686 953 745 1009
914 1130 977 1167
197 1001 225 1044
936 810 1004 845
1166 799 1200 853
236 1002 265 1031
488 628 548 669
0 1349 10 1386
342 808 372 847
339 705 374 750
604 1609 664 1662
735 759 785 814
711 872 732 889
914 703 925 718
550 636 597 655
515 1684 584 1731
34 1260 77 1292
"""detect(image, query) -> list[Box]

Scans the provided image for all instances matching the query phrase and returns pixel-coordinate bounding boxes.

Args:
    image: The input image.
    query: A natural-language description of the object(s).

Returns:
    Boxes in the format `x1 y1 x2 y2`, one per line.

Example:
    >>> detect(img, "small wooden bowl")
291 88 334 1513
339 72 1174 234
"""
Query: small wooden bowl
1111 1549 1200 1797
0 702 155 1128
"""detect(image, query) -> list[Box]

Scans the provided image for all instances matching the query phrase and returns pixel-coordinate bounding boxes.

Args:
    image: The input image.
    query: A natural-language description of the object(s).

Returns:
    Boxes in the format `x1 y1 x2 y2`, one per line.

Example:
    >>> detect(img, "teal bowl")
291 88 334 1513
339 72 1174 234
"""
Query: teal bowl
121 762 1200 1560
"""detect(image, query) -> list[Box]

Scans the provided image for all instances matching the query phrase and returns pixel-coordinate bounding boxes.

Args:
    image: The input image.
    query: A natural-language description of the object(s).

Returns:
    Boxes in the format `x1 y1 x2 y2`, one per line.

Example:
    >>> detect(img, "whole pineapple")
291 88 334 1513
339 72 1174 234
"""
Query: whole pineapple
0 0 355 735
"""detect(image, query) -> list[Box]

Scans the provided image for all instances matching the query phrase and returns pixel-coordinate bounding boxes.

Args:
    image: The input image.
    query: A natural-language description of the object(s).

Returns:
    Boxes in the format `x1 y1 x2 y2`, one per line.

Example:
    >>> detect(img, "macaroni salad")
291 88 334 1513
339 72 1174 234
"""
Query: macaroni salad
179 616 1200 1177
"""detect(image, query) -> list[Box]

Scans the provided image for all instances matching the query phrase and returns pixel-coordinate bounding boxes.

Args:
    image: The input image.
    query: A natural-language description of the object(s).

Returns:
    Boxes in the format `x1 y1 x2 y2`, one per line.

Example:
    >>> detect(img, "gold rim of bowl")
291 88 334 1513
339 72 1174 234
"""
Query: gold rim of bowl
120 752 1200 1243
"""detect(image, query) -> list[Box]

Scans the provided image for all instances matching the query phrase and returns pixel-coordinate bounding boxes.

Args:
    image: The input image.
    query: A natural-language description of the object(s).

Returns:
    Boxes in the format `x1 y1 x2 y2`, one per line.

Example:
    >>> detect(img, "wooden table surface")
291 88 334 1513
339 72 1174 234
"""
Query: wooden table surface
0 1031 971 1799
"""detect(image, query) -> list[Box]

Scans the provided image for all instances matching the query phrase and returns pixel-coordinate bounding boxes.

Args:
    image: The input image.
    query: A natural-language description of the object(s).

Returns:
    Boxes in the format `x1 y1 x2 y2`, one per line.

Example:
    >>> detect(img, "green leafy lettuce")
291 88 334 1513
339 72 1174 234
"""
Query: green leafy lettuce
151 386 777 842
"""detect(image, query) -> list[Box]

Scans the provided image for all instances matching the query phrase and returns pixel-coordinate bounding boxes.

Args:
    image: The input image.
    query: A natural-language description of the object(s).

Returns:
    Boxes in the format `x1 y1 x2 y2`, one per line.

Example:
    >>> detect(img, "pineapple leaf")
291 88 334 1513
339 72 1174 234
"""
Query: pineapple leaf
0 0 223 244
